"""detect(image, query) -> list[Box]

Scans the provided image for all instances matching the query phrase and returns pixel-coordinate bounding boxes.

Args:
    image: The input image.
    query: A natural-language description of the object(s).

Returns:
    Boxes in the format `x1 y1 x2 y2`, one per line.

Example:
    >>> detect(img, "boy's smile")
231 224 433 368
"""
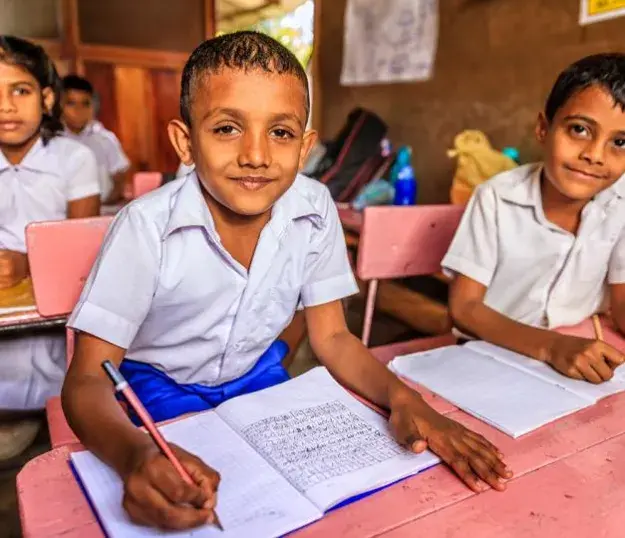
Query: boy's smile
538 84 625 202
170 67 316 222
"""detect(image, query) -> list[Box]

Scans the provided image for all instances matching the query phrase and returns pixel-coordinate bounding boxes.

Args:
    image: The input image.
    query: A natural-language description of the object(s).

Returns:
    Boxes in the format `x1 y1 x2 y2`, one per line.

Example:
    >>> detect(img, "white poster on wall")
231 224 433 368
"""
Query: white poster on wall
580 0 625 24
341 0 439 86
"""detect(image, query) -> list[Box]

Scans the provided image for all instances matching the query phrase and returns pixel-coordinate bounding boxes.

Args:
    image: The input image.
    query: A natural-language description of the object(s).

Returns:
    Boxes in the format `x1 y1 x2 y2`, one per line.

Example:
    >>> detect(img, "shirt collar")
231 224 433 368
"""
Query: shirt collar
0 137 59 175
163 172 324 241
498 164 543 208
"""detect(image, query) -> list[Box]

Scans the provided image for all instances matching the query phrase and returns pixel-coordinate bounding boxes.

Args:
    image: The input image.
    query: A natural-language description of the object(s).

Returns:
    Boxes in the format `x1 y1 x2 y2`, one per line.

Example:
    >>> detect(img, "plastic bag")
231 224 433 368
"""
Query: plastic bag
447 130 517 205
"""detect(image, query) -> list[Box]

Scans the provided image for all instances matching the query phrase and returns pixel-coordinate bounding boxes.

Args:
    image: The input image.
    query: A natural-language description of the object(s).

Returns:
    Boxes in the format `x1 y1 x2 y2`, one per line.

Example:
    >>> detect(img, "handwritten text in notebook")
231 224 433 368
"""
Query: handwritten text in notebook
71 367 440 538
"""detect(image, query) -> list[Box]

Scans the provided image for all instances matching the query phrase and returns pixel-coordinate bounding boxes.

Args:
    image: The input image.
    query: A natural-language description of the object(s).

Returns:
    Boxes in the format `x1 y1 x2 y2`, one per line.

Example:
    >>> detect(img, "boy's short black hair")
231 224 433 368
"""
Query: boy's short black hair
180 31 309 127
545 53 625 122
61 74 94 95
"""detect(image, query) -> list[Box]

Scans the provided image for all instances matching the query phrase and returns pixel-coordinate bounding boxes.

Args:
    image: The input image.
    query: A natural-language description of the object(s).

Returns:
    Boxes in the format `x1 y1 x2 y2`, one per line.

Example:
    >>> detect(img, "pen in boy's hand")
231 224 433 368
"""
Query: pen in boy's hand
101 359 224 531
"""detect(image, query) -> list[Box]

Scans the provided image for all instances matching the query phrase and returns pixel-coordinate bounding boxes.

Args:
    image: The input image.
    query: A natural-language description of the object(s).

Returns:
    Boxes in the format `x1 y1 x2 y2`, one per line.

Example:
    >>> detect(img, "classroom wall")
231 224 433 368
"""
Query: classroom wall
84 63 183 174
78 0 205 52
316 0 625 204
0 0 59 39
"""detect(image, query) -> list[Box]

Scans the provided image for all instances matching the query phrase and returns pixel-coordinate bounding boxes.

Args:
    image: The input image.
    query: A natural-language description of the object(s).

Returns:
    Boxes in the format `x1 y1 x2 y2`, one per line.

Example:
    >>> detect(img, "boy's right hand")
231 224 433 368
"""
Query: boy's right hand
546 334 625 384
122 443 221 530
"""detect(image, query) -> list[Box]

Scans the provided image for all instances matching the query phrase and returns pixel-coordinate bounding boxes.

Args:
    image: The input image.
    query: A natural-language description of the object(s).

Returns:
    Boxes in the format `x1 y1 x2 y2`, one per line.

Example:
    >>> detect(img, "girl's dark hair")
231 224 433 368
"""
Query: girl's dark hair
0 35 63 144
181 31 310 127
545 53 625 122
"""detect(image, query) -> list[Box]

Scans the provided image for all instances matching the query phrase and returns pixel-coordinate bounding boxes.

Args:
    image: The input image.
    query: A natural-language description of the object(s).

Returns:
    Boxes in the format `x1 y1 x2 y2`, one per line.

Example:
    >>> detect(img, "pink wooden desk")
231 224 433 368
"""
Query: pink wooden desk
18 392 625 538
337 205 363 234
384 432 625 538
17 317 625 537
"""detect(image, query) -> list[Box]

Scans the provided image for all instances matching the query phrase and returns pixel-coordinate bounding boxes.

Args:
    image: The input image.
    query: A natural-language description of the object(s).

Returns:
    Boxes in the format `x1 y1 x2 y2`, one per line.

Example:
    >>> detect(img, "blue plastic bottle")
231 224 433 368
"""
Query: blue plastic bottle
393 166 417 205
502 147 520 164
389 146 411 185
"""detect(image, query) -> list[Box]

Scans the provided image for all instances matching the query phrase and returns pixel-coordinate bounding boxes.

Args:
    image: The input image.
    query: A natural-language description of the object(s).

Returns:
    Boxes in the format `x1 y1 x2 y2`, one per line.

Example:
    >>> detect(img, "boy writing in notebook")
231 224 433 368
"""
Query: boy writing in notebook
444 53 625 385
62 32 510 531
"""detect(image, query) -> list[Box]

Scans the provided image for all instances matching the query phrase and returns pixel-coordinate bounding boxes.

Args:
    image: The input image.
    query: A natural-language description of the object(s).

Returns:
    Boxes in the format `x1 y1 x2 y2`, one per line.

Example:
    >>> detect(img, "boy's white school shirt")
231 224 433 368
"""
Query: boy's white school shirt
0 136 100 252
64 121 130 201
442 163 625 329
68 172 359 386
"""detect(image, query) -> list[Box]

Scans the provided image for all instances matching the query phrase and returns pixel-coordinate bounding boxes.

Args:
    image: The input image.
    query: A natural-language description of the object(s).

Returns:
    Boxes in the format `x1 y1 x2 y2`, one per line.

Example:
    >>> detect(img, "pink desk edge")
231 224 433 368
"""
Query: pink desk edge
17 317 625 538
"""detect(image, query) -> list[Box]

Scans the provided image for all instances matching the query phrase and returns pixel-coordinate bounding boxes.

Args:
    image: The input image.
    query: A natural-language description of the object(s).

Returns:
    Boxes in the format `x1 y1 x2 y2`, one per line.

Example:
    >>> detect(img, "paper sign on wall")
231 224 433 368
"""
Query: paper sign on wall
341 0 439 86
580 0 625 24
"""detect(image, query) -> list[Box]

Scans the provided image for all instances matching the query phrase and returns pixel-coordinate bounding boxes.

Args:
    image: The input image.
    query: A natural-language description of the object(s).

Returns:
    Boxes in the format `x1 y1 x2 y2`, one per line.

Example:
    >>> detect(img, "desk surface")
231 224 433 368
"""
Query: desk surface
17 385 625 537
0 278 66 334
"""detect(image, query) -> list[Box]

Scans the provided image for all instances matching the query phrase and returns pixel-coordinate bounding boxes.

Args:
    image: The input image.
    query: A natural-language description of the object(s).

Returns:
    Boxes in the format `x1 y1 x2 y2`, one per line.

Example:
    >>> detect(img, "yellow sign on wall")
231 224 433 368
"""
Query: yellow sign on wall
581 0 625 23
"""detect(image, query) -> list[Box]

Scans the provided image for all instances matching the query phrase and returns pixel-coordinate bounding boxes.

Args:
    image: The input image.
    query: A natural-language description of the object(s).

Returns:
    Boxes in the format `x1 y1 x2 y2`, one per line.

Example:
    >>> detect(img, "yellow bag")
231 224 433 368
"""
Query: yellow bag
447 130 517 205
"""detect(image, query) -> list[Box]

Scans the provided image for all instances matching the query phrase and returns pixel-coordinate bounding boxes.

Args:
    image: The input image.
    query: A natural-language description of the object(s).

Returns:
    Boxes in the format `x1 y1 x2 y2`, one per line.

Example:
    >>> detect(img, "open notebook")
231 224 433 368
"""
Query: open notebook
389 341 625 438
71 367 440 538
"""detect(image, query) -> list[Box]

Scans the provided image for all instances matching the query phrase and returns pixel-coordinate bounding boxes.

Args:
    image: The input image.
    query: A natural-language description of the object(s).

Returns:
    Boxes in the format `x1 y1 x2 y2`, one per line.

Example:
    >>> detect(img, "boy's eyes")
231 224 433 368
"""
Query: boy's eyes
271 128 294 140
212 125 295 139
569 124 589 136
614 138 625 149
213 125 239 136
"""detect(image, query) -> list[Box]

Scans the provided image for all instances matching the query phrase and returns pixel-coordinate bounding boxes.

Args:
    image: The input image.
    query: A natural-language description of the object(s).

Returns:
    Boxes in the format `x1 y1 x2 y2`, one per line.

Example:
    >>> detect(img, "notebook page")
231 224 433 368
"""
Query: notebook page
389 347 590 438
71 411 321 538
215 367 440 513
467 341 625 403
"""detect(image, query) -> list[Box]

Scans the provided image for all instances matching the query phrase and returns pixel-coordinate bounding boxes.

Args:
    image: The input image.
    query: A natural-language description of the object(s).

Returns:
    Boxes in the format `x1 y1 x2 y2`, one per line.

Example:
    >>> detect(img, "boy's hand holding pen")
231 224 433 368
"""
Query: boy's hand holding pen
102 360 223 531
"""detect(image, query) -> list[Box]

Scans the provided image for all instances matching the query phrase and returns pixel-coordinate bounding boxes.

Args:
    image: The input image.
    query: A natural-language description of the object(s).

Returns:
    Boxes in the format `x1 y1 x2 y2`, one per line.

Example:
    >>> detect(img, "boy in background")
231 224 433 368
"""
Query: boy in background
61 75 130 203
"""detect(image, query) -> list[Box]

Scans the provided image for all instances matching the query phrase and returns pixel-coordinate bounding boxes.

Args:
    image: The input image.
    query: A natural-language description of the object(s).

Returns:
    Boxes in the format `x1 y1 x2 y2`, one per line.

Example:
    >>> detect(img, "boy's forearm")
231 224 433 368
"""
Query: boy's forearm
612 305 625 336
312 330 425 412
453 300 560 362
62 374 153 476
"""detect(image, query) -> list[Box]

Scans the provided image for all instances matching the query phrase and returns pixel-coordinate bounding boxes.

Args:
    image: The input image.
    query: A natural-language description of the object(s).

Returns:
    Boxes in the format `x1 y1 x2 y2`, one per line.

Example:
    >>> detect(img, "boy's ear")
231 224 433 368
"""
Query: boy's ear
298 129 319 171
168 119 194 165
42 87 55 115
535 112 549 145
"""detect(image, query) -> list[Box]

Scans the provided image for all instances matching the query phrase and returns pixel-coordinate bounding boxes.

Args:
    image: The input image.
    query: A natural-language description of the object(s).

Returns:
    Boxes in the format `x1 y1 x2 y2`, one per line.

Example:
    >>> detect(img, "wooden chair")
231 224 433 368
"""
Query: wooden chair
26 217 114 447
356 205 464 364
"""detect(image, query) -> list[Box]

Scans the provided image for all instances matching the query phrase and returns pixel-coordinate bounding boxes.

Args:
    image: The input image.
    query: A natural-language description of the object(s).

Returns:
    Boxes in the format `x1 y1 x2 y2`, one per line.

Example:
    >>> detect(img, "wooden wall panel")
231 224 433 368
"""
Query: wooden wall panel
114 66 156 173
78 0 204 52
0 0 59 39
84 62 120 136
151 70 183 173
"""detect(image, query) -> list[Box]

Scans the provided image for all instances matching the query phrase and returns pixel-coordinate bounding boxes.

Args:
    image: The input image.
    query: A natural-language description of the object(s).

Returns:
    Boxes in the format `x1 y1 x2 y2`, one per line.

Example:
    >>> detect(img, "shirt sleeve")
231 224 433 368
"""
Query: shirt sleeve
441 184 499 286
101 132 130 175
300 190 359 308
66 144 101 201
608 227 625 284
67 205 161 348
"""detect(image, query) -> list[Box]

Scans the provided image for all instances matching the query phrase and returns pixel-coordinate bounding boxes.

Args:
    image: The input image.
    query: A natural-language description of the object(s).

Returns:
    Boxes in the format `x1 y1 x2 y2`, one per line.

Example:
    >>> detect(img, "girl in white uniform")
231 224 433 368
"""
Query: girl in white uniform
0 36 100 458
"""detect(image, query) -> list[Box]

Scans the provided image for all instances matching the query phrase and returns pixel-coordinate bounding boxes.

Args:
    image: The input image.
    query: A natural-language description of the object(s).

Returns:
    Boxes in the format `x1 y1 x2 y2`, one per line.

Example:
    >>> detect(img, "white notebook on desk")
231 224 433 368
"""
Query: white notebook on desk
389 341 625 438
71 367 440 538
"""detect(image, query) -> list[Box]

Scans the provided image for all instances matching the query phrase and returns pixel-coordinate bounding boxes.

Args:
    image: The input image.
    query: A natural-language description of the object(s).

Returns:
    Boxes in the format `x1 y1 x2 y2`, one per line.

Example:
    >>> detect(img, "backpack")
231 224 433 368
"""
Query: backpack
309 108 388 200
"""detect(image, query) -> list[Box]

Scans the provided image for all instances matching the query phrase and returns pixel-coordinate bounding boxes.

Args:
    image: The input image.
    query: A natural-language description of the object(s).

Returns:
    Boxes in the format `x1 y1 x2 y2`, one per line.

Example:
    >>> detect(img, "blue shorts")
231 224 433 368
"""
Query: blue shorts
119 340 290 424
